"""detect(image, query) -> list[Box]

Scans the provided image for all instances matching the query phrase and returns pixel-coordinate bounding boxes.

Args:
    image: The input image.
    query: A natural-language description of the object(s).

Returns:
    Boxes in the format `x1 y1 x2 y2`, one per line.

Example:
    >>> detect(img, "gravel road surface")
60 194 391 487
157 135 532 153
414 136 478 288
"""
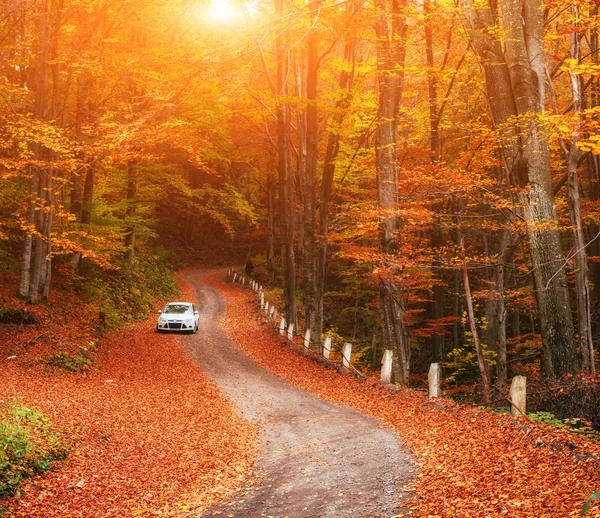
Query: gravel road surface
181 270 415 518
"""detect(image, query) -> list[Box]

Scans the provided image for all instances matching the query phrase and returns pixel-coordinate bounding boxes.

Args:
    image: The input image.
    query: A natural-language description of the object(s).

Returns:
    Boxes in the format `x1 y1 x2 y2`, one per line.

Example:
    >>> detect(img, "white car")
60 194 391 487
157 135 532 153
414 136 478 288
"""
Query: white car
156 302 199 333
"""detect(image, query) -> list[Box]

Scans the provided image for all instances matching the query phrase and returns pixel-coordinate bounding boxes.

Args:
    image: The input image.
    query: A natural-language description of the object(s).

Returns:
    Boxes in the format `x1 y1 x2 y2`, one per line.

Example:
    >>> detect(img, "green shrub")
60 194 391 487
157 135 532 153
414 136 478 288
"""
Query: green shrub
83 251 179 328
0 405 69 498
41 352 92 373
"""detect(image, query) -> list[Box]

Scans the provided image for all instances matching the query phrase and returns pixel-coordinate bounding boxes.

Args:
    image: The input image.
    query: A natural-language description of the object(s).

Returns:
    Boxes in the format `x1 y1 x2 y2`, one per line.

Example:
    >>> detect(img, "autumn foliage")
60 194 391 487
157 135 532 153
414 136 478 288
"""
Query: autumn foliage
216 276 600 517
0 278 256 517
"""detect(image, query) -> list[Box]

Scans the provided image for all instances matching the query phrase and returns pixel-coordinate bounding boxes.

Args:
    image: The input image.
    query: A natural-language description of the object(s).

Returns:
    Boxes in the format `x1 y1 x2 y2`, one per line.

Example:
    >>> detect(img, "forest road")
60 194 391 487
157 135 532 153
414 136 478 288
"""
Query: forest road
180 269 416 518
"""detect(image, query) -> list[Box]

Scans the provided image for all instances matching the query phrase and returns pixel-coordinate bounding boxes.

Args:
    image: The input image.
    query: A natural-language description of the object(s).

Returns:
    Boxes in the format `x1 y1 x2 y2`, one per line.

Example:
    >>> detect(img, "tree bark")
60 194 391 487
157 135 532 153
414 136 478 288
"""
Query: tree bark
303 1 319 340
565 4 594 372
267 170 276 286
314 30 356 353
124 160 137 265
374 0 410 385
275 0 297 328
464 0 577 379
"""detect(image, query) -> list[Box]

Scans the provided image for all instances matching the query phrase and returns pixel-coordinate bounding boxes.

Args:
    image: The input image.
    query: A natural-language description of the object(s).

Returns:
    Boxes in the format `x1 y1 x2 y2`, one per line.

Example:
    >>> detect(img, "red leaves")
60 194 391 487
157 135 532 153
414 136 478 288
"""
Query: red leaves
216 275 600 517
1 277 256 517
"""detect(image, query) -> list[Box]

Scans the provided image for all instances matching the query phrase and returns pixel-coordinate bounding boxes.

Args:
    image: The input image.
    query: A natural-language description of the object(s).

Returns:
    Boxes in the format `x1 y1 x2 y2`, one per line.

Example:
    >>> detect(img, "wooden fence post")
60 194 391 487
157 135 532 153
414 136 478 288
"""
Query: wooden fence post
381 349 393 385
323 337 332 360
428 363 440 398
342 343 352 368
510 376 527 417
303 329 311 350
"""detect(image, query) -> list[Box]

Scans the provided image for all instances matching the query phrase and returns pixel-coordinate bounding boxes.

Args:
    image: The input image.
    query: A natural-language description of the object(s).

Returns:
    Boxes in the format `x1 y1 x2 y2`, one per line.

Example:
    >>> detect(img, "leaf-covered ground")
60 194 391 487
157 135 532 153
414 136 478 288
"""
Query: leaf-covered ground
0 278 256 517
212 275 600 517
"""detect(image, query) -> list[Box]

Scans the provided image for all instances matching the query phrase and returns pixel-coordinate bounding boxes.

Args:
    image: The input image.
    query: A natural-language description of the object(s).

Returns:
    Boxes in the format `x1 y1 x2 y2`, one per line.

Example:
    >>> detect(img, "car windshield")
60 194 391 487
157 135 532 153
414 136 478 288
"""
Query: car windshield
163 304 191 314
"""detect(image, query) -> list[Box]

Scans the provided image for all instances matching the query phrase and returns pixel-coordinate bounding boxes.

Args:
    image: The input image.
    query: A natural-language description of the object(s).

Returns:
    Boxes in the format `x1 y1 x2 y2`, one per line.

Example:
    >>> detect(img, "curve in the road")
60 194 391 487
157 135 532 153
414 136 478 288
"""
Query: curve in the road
181 269 416 518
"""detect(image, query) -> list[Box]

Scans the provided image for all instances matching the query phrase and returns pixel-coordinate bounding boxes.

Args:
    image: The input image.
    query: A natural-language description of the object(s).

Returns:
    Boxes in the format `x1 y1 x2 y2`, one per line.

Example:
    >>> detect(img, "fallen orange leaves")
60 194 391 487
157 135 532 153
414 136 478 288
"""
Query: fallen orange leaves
1 277 256 517
213 275 600 517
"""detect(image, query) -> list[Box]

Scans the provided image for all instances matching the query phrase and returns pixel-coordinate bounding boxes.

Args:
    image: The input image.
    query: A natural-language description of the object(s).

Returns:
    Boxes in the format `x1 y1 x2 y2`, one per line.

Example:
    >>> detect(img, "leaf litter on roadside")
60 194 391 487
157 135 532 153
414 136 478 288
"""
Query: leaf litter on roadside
1 278 256 518
211 275 600 518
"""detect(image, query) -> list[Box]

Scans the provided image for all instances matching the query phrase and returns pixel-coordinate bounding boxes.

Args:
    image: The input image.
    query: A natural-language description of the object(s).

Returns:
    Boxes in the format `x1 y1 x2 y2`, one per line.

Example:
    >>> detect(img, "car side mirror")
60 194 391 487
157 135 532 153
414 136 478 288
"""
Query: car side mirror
194 311 199 315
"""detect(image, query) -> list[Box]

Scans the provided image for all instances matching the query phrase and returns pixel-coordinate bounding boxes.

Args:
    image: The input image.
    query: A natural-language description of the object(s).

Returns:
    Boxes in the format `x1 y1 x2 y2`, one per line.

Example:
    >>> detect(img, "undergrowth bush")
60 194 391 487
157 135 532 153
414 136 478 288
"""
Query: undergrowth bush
540 373 600 431
41 352 92 373
0 405 69 500
84 250 178 328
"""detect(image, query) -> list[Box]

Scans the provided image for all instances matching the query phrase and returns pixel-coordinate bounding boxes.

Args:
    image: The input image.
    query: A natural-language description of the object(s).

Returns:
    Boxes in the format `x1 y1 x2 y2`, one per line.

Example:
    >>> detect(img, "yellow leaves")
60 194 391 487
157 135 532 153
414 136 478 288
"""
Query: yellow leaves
560 58 600 77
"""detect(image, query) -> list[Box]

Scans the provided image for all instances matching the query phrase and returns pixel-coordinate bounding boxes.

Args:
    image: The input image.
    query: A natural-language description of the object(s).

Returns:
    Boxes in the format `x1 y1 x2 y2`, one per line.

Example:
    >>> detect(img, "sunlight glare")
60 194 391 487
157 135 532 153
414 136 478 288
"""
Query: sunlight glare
210 0 235 21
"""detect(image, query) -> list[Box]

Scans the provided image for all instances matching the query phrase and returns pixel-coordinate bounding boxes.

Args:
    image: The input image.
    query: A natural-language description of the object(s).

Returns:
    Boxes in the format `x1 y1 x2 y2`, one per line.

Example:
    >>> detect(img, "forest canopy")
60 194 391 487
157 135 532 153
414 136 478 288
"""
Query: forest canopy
1 0 600 401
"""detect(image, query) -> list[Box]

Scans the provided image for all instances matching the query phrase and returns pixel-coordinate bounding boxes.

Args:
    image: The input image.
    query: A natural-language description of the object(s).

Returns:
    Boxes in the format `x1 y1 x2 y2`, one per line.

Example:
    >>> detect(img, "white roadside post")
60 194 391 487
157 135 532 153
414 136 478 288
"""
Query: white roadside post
272 308 278 323
342 343 352 369
287 323 294 342
264 301 270 315
303 329 311 350
279 317 287 336
260 292 265 310
323 337 332 360
510 376 527 417
269 305 275 320
233 273 237 283
381 349 393 385
428 362 441 398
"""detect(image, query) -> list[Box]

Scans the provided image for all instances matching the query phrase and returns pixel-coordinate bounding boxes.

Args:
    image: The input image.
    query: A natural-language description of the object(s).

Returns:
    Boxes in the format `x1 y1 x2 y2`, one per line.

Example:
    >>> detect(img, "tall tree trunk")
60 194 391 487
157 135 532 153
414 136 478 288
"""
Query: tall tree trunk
81 161 95 225
29 170 46 304
464 0 577 379
314 31 356 352
303 0 319 340
20 0 49 299
124 160 137 266
374 0 410 385
566 4 594 372
42 171 53 299
275 0 297 328
484 230 514 392
267 170 276 286
19 171 37 298
424 0 444 362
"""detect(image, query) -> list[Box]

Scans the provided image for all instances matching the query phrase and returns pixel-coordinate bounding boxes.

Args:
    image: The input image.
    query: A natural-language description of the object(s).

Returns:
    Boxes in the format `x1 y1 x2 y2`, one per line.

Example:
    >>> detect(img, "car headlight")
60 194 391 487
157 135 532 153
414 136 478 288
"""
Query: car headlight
158 317 166 323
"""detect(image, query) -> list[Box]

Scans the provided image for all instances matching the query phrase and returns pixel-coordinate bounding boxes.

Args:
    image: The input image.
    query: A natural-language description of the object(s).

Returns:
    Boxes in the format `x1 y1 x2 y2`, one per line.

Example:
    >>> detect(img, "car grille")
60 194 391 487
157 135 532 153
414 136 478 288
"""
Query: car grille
168 323 183 329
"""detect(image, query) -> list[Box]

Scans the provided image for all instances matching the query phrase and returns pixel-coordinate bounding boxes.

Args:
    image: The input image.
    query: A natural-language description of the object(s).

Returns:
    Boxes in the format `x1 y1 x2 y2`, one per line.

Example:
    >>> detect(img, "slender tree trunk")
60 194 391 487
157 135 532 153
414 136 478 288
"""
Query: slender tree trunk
484 230 514 392
455 213 492 401
566 4 594 372
374 0 410 385
29 170 46 304
124 160 137 265
42 171 53 299
462 263 492 402
19 171 36 298
267 170 276 286
424 0 444 362
303 0 319 339
314 32 356 352
81 161 95 225
20 0 49 299
275 0 297 328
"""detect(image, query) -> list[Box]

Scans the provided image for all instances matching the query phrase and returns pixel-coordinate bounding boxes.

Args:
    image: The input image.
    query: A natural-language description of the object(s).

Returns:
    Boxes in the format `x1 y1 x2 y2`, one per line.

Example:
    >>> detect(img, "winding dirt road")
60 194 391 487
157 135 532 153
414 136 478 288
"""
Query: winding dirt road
181 270 415 518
